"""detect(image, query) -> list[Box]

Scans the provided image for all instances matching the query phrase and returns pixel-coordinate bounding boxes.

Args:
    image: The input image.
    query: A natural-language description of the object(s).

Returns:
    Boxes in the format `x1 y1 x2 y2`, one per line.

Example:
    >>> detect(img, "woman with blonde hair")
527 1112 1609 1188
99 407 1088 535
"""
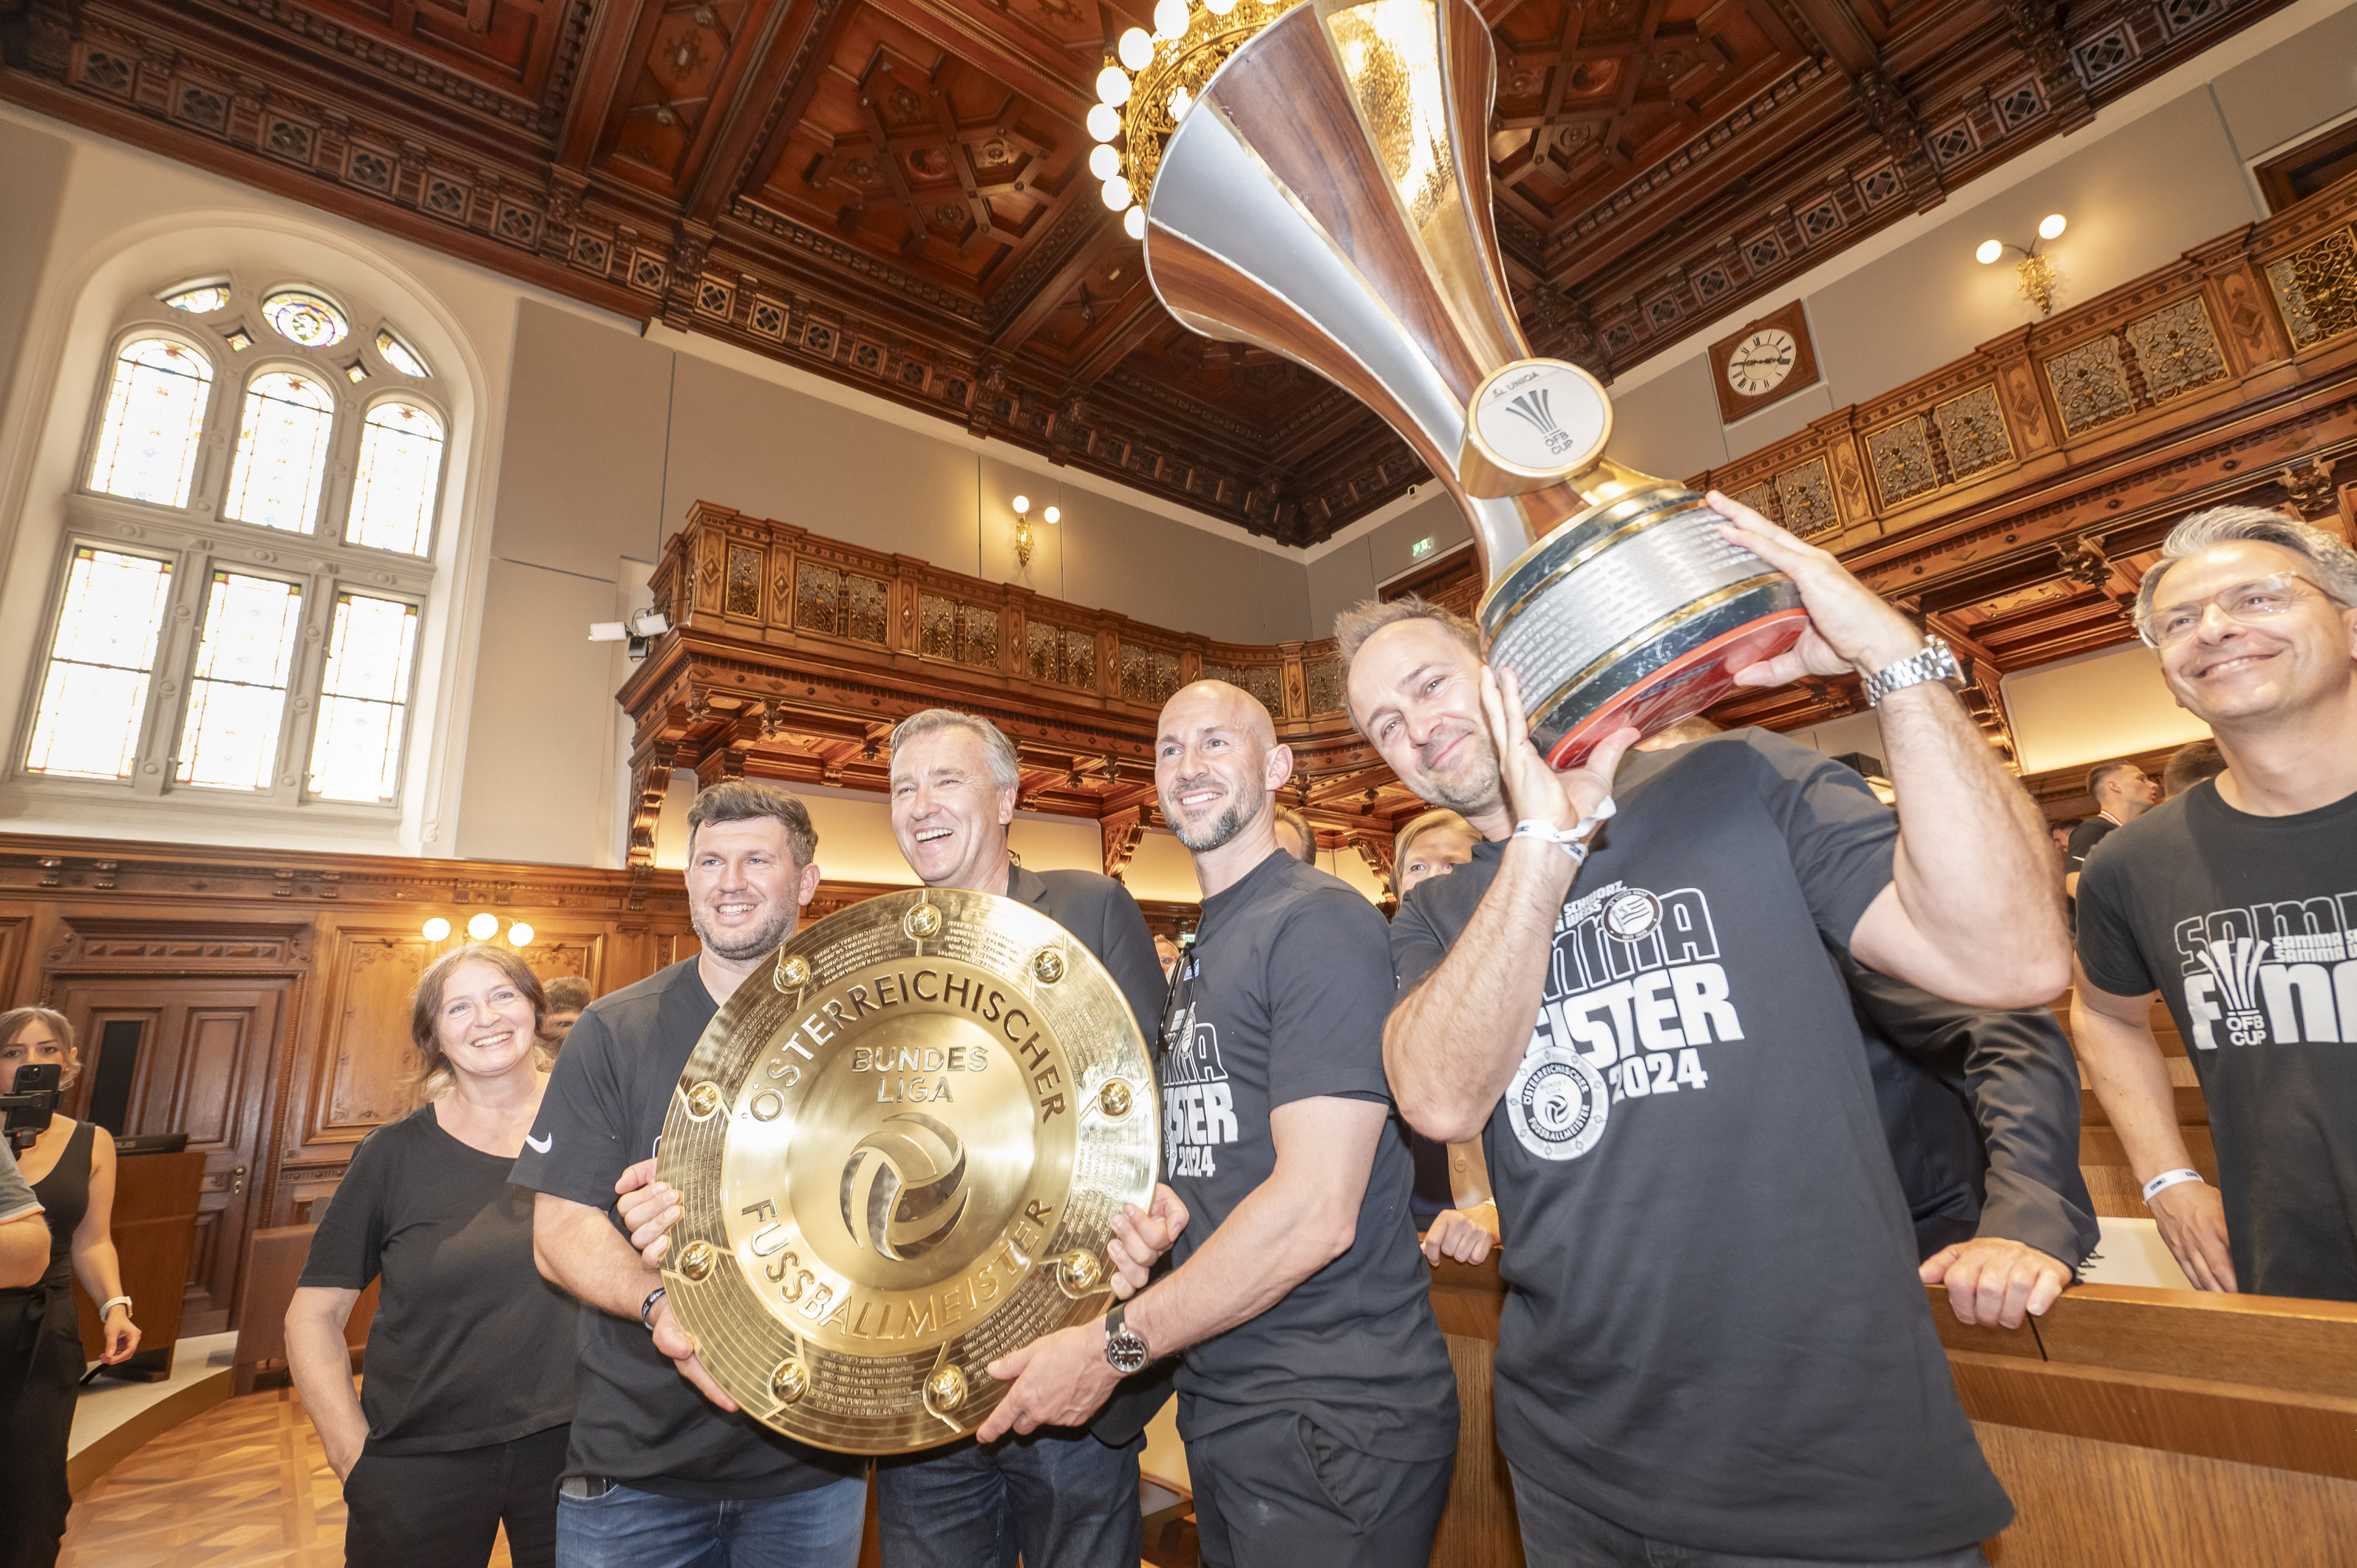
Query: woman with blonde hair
0 1006 141 1567
286 945 579 1567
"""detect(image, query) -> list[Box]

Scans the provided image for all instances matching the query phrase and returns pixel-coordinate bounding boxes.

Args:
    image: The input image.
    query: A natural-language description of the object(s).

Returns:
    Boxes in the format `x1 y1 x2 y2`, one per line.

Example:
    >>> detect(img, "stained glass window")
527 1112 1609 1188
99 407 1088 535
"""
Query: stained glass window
223 370 335 533
307 593 418 803
375 328 429 377
346 401 444 555
86 338 212 507
163 283 230 313
261 290 347 347
25 548 174 780
176 570 304 791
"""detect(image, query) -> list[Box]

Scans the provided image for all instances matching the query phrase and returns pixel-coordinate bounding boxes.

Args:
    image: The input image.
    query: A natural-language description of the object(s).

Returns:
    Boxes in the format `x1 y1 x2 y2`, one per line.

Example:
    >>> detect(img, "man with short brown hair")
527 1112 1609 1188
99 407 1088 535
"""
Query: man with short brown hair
1350 493 2065 1566
518 780 868 1568
2064 760 2159 899
542 976 593 1051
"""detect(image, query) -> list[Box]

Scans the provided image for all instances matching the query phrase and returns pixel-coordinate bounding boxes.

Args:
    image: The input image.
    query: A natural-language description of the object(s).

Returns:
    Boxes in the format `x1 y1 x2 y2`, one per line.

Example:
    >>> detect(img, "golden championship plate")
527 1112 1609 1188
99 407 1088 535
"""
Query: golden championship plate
654 888 1159 1453
1093 0 1809 763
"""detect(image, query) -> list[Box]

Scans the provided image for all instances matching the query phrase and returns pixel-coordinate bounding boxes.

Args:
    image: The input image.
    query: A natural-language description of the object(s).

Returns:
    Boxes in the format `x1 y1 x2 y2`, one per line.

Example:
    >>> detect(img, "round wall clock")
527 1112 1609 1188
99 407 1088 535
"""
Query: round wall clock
1725 327 1797 398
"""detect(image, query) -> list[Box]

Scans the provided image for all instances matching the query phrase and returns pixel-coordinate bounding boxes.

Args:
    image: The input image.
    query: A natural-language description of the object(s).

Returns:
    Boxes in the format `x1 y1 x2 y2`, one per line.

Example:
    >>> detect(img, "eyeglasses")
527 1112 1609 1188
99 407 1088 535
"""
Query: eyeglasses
2142 573 2347 648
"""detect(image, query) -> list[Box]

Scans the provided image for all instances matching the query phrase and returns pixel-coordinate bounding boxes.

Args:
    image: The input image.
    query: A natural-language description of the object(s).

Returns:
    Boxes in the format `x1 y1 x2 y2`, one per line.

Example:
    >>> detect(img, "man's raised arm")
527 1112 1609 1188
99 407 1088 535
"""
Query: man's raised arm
1386 667 1632 1143
1713 494 2067 1008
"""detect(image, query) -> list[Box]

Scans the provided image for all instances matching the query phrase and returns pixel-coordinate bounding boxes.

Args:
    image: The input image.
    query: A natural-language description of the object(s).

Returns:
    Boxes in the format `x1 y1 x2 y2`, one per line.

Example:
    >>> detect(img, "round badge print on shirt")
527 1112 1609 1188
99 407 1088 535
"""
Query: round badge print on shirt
1509 1043 1611 1161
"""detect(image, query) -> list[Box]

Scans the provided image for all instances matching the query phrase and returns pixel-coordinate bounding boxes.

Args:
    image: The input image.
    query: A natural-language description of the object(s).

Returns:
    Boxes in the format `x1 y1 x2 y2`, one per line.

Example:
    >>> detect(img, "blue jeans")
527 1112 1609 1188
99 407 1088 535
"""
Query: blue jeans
554 1474 867 1568
874 1430 1143 1568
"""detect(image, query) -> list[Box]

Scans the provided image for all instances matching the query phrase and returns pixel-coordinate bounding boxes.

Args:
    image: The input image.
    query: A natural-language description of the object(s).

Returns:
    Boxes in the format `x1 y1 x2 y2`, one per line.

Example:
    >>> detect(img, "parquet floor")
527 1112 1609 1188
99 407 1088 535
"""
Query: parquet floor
58 1382 511 1568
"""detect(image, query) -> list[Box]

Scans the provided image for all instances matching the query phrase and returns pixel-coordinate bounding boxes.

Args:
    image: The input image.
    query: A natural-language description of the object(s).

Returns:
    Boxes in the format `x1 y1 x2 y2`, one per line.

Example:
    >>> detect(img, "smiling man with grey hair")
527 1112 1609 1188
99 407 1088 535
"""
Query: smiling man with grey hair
2075 504 2357 1303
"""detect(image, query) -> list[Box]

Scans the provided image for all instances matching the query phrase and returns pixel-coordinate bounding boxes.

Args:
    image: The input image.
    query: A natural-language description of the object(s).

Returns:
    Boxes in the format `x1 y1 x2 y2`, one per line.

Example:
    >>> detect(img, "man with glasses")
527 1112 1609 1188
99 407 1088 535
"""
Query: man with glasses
2073 506 2357 1302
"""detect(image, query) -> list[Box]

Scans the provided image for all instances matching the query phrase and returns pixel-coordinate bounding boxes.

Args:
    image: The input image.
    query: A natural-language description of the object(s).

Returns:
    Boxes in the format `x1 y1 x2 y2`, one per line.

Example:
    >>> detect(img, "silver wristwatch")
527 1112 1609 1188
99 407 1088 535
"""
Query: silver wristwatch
1860 634 1965 707
1104 1303 1149 1375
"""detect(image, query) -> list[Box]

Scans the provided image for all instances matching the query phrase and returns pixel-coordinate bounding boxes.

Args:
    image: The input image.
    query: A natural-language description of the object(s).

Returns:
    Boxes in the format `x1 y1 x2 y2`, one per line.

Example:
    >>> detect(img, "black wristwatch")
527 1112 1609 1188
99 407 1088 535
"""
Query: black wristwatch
1103 1303 1149 1374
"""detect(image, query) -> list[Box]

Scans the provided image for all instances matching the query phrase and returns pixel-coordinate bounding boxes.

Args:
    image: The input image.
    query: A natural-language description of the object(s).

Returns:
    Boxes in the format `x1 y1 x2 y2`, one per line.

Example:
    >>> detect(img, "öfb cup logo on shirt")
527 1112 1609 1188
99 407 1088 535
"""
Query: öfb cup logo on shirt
2173 890 2357 1048
1506 880 1744 1159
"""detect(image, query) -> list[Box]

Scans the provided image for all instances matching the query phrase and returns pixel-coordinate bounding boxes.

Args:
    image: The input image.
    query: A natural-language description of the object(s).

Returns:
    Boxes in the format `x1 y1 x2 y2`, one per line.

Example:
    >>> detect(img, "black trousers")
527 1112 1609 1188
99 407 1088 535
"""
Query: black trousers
341 1423 569 1568
0 1284 81 1568
1186 1410 1454 1568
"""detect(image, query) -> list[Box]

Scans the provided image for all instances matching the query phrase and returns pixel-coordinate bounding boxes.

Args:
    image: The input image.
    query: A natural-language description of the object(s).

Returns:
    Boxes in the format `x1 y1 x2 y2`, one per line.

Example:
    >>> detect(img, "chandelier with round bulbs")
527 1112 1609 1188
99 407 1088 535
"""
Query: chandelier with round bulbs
1090 0 1295 239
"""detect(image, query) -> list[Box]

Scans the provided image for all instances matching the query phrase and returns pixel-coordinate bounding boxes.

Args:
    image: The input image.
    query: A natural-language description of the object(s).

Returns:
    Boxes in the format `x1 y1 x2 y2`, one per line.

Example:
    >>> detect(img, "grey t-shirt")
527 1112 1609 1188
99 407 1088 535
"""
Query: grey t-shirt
0 1145 38 1227
1390 731 2011 1557
1161 849 1457 1460
511 959 865 1499
2075 779 2357 1301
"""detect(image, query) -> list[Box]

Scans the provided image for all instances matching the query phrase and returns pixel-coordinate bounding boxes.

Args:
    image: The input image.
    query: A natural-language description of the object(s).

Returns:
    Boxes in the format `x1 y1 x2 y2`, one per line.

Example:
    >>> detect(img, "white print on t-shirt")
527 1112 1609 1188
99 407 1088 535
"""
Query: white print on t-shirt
2172 891 2357 1047
1506 882 1744 1161
1161 999 1239 1179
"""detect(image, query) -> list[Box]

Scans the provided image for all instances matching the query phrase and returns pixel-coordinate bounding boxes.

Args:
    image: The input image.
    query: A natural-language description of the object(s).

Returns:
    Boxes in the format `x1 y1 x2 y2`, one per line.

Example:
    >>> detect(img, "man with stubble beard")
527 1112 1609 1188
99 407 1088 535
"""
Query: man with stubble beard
517 781 868 1568
610 710 1186 1568
974 681 1458 1568
1344 491 2069 1567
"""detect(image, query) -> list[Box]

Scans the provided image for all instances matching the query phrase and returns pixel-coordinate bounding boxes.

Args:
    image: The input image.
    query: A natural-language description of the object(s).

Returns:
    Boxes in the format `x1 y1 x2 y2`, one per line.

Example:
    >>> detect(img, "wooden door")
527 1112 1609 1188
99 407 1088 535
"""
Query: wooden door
53 976 292 1335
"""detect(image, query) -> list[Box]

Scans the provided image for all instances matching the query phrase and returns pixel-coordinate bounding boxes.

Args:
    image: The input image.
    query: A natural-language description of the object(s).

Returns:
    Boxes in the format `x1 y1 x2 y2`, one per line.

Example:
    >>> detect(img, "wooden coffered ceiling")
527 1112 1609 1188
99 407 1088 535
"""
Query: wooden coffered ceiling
0 0 2301 542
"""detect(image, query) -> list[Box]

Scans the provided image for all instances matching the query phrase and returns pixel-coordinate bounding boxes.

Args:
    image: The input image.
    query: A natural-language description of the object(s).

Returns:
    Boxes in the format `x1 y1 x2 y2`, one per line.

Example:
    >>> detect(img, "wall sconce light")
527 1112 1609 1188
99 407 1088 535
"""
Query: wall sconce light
421 917 451 941
1013 495 1060 565
508 922 535 948
1977 214 2067 316
467 912 500 940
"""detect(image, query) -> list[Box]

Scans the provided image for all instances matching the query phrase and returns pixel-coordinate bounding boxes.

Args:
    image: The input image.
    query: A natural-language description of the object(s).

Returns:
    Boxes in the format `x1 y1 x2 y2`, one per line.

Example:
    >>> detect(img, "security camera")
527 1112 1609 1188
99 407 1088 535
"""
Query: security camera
588 610 673 644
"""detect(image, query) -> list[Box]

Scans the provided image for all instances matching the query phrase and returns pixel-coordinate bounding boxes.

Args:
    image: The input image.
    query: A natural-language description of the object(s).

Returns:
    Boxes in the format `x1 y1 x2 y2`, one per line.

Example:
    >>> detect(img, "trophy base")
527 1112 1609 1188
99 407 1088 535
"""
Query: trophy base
1480 485 1808 769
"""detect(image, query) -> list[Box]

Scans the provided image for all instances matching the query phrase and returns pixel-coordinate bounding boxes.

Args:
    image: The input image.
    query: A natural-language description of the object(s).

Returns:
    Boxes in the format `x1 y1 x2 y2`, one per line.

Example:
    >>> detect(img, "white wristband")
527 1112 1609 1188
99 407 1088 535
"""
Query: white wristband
1511 797 1616 863
2140 1168 2204 1204
99 1295 132 1320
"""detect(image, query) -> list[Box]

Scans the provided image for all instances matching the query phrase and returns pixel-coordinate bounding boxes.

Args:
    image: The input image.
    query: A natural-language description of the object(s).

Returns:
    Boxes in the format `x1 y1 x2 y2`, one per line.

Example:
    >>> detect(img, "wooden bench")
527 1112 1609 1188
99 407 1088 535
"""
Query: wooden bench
1426 1258 2357 1566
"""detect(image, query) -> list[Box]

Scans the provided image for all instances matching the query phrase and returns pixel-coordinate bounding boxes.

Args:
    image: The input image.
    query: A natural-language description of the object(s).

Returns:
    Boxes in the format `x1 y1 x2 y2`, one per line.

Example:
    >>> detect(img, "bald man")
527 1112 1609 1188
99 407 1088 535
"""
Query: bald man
979 682 1458 1568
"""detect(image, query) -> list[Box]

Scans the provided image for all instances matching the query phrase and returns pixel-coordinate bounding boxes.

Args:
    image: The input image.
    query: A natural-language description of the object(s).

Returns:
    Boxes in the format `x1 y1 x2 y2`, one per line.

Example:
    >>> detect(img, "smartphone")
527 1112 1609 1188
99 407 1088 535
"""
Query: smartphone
4 1061 61 1145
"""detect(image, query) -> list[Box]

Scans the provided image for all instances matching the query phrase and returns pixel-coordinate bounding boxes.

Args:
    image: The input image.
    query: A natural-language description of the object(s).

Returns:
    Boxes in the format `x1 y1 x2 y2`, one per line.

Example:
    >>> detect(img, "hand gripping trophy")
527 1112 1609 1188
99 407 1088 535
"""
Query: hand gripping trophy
1091 0 1807 762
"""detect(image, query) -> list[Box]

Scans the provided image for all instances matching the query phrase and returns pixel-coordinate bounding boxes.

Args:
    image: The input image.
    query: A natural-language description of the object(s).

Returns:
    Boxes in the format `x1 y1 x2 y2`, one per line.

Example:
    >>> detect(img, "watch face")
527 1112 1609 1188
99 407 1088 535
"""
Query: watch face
1725 327 1797 398
1107 1333 1148 1374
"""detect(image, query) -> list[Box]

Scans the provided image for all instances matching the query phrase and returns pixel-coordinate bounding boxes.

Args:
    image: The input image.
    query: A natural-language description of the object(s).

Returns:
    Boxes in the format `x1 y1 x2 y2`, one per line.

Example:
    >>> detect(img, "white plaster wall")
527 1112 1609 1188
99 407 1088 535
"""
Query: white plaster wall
2000 644 2213 774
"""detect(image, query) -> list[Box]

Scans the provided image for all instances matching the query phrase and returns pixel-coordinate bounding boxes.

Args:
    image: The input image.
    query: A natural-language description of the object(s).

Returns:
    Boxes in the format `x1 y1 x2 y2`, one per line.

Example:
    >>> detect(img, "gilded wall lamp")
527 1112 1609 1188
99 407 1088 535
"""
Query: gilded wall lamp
1013 494 1060 565
1977 214 2068 316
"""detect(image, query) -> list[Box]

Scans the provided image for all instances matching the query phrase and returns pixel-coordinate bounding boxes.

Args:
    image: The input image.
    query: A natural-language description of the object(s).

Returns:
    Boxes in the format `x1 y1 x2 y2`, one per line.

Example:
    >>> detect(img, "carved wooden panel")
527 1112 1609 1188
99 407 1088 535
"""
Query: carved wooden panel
1935 386 2015 479
2126 297 2229 403
2044 335 2139 437
2265 222 2357 351
316 933 435 1144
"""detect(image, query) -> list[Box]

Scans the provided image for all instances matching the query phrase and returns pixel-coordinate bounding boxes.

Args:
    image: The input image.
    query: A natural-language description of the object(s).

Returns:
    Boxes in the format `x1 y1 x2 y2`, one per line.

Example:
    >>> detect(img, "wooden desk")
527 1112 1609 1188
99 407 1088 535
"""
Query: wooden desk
1425 1259 2357 1566
231 1224 378 1396
73 1148 204 1377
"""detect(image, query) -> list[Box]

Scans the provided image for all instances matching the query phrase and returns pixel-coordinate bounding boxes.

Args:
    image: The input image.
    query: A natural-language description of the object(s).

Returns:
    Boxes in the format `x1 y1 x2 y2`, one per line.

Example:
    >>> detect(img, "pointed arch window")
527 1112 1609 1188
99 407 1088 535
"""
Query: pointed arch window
224 370 336 533
347 400 444 555
88 338 213 507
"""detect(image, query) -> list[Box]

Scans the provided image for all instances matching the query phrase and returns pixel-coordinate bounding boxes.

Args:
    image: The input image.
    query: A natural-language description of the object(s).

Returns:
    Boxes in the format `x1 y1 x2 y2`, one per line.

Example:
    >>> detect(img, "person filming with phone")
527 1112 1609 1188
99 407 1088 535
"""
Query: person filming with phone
1 1006 143 1567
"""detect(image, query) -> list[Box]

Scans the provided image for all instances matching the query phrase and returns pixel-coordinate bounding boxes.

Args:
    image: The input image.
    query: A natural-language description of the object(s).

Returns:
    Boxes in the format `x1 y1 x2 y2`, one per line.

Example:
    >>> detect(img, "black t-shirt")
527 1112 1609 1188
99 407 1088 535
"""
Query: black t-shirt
2075 780 2357 1301
1160 849 1458 1461
300 1105 578 1455
511 959 865 1499
1391 732 2012 1558
2064 814 2120 878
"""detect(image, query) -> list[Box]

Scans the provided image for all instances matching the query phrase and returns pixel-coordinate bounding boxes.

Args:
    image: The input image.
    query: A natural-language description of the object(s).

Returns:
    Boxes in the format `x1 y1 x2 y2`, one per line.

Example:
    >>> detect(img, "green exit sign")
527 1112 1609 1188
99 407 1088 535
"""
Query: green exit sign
1410 536 1435 559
